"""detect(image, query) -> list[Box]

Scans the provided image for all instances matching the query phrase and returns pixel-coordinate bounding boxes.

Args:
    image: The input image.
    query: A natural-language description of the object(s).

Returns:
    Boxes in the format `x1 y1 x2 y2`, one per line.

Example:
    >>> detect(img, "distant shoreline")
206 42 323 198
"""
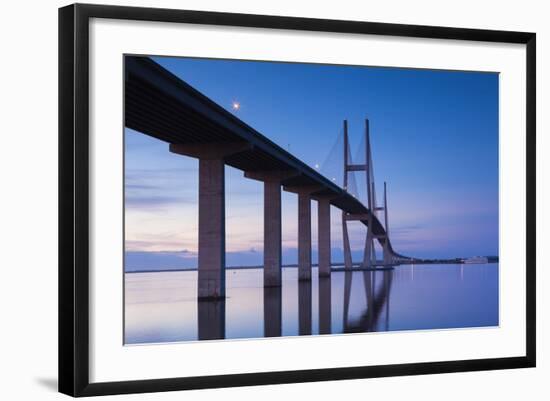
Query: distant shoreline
126 263 321 274
125 260 498 274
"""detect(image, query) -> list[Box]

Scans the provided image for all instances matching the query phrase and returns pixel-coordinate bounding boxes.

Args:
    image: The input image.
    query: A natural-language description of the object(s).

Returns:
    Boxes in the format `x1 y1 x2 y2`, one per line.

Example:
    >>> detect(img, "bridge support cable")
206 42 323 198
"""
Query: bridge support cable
320 126 345 188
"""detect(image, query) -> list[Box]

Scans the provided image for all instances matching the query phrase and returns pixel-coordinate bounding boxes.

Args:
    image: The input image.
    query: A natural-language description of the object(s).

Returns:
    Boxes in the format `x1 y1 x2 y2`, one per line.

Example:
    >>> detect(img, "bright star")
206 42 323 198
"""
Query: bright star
232 101 240 111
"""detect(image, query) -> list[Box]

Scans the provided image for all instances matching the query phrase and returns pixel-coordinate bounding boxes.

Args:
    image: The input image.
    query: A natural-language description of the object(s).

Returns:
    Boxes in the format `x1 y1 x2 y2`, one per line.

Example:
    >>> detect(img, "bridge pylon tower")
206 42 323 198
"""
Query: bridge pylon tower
342 119 392 269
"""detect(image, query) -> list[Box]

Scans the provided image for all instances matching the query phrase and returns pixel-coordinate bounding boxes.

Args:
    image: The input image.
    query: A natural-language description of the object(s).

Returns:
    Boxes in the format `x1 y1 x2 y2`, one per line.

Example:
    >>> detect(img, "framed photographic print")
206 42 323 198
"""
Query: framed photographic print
58 3 536 397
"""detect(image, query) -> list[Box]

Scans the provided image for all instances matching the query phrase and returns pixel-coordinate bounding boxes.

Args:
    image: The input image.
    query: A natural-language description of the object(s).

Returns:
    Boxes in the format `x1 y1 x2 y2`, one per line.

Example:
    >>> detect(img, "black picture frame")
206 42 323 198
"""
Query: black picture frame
59 3 536 397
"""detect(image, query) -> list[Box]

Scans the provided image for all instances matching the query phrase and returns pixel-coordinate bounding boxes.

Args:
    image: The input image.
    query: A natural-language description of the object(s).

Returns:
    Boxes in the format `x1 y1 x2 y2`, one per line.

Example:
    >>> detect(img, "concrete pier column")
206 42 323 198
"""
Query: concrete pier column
284 184 323 281
317 198 332 277
198 158 225 299
245 170 297 287
298 191 312 281
264 180 282 287
170 142 251 300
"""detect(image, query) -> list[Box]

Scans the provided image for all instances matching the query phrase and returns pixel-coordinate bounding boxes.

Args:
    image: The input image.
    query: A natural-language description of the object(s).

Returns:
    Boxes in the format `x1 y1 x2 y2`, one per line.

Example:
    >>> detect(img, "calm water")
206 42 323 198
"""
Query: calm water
124 263 499 344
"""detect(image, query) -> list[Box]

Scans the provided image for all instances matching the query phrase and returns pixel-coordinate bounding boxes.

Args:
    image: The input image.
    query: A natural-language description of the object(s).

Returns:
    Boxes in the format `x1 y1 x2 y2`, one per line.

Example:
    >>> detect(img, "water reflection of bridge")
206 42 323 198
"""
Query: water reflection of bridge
199 269 393 340
343 270 393 333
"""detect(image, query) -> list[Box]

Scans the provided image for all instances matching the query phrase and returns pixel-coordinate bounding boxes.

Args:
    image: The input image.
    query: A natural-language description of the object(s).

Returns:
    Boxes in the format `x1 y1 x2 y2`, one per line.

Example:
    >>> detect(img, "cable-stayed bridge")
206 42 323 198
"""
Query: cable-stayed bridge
125 56 412 300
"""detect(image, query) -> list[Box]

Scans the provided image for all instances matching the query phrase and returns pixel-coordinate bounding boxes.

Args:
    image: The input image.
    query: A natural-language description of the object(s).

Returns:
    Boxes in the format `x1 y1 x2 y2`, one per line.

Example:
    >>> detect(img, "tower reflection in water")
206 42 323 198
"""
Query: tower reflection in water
343 270 393 333
195 268 394 341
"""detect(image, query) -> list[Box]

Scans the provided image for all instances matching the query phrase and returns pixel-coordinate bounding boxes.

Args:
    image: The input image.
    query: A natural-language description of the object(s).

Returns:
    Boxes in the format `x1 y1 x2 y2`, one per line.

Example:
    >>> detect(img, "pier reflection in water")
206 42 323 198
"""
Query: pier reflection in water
125 263 498 344
263 286 282 337
197 299 225 340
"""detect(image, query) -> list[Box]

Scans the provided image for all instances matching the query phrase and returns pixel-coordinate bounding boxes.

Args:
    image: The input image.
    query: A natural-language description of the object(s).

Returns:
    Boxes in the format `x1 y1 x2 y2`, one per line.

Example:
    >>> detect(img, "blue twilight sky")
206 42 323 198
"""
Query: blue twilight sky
124 56 499 271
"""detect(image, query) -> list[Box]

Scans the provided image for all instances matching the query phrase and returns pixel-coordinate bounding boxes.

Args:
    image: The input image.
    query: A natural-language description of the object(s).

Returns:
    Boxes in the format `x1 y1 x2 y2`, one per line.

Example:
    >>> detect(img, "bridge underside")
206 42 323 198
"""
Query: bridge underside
125 56 406 298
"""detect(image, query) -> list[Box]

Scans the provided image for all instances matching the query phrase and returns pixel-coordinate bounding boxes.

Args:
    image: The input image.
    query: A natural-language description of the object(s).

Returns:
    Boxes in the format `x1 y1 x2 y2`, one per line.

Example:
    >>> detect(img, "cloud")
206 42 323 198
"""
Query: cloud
125 250 197 271
125 194 195 209
125 239 197 252
124 166 199 211
125 183 160 191
125 167 197 182
390 224 423 236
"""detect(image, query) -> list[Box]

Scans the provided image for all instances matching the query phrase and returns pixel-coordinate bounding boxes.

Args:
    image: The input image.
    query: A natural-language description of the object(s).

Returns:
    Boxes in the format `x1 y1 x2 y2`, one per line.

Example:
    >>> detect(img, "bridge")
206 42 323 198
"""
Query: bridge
125 56 411 300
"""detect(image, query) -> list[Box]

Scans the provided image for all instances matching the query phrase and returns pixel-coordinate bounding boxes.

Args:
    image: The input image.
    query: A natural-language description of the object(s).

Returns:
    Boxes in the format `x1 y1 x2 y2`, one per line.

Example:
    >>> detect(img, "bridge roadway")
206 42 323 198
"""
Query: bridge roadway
125 56 401 299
